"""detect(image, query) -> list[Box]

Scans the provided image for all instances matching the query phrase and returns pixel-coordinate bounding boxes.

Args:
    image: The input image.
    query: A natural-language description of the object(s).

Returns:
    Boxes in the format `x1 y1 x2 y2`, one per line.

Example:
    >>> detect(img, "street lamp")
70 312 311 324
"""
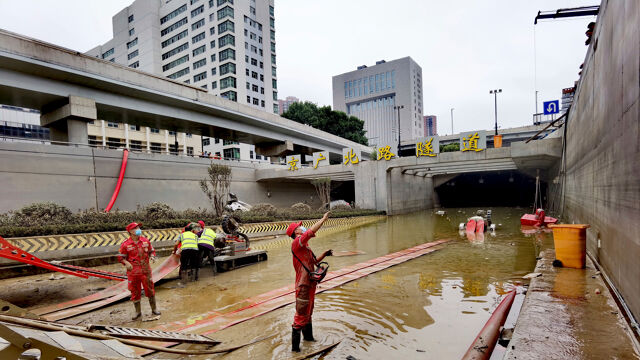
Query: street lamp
489 89 502 135
394 105 404 156
450 108 455 135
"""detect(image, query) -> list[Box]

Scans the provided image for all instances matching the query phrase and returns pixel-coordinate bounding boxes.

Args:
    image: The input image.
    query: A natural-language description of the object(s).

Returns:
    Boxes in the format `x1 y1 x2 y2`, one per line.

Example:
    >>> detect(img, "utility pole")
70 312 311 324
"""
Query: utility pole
450 108 454 135
490 89 502 135
394 105 404 156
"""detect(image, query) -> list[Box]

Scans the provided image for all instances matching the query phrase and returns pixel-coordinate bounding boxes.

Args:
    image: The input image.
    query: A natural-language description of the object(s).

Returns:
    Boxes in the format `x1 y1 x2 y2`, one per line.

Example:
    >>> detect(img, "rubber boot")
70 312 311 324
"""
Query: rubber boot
302 323 316 341
132 301 142 320
149 296 161 316
291 328 301 352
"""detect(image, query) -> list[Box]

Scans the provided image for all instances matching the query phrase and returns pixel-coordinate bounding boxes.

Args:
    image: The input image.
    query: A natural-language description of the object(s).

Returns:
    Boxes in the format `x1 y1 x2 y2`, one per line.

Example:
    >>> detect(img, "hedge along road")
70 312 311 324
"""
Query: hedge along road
3 208 541 359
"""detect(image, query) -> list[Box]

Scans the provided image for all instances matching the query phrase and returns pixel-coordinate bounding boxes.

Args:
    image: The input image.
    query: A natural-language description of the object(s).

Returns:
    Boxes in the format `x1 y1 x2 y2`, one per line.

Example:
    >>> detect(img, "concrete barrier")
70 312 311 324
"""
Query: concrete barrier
0 215 386 267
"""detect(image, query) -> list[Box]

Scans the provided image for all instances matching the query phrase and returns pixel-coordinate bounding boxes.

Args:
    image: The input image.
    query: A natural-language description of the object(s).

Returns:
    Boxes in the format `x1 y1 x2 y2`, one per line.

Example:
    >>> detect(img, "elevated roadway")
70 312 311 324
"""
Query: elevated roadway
0 29 371 159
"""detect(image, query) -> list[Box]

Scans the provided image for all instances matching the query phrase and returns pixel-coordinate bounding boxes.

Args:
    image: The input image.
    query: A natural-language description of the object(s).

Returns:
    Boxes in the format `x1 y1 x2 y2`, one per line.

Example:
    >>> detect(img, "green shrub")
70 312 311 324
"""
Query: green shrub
291 203 312 213
140 202 176 221
12 202 73 226
251 203 278 216
440 143 460 152
0 201 384 238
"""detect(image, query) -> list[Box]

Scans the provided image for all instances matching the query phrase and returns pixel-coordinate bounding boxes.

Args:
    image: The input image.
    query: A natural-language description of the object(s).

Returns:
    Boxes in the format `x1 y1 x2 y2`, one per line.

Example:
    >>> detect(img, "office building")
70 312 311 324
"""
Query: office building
0 105 49 143
202 137 268 161
0 104 205 153
332 57 424 147
87 120 202 155
424 115 437 136
85 0 277 161
277 96 299 115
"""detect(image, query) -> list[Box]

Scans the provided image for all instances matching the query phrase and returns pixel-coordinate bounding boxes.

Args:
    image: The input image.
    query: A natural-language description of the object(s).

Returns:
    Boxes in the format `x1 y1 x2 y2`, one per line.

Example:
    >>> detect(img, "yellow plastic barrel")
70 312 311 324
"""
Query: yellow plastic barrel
548 224 590 268
493 135 503 148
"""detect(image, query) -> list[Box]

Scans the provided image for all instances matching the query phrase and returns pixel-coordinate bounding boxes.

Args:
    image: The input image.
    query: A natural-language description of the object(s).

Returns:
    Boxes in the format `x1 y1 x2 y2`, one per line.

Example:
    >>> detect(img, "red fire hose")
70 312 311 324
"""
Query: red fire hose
461 290 516 360
104 149 129 212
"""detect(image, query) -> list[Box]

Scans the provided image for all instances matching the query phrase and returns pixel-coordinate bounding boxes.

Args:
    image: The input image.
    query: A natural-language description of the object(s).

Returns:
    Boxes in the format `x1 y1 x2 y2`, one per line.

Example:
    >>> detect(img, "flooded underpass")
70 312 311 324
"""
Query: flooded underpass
3 208 548 359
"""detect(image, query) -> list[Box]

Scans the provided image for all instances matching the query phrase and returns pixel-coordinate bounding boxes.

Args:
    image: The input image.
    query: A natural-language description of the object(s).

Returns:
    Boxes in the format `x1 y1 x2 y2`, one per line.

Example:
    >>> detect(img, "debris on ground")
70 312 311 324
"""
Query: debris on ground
522 273 542 279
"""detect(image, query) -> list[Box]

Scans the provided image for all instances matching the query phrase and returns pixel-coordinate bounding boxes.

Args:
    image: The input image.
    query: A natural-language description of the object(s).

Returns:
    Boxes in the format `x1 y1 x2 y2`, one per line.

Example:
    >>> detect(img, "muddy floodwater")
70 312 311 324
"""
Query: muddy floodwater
12 207 547 359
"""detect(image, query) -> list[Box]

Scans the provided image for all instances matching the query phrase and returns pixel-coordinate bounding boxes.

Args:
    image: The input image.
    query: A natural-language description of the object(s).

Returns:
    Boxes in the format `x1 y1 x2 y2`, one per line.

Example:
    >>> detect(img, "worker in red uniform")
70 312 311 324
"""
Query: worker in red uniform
535 208 546 226
118 222 161 320
287 211 332 352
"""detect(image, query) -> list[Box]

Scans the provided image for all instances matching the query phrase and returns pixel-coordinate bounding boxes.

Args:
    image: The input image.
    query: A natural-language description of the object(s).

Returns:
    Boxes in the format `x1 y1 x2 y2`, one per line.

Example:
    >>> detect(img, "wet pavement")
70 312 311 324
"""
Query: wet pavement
1 208 636 359
505 247 640 360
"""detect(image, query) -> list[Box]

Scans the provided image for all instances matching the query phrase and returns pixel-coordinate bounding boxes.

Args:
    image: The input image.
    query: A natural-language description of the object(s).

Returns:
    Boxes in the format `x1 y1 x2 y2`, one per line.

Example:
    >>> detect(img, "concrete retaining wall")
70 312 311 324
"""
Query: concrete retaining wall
0 142 319 213
554 0 640 321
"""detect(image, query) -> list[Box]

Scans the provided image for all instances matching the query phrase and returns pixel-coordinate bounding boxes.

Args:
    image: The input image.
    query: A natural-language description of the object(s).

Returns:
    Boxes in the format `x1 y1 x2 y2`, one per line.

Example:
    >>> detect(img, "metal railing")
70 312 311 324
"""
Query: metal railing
0 135 273 165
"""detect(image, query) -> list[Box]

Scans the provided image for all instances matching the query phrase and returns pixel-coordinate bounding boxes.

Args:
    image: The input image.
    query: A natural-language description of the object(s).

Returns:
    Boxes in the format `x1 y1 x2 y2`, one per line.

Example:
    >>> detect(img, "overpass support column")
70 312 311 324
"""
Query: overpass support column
255 140 293 159
41 96 96 145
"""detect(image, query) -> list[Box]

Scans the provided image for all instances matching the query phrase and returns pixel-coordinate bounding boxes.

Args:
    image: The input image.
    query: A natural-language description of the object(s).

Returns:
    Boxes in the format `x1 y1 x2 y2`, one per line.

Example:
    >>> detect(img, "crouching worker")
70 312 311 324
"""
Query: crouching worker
197 220 217 270
174 222 201 282
287 211 333 352
119 222 161 320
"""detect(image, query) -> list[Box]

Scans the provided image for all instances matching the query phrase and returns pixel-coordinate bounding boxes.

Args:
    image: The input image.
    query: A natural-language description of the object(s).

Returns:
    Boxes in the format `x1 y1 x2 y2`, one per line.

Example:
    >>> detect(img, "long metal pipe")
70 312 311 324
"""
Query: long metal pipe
461 290 516 360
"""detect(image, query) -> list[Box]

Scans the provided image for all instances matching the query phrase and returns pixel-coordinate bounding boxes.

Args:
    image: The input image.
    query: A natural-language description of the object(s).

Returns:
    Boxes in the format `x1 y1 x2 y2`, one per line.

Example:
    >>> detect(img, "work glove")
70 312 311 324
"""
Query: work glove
150 256 157 264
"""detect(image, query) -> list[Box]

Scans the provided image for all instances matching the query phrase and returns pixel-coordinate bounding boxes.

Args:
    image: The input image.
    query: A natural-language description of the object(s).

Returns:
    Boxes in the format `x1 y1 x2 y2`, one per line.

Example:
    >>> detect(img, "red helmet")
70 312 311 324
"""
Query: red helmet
198 220 205 228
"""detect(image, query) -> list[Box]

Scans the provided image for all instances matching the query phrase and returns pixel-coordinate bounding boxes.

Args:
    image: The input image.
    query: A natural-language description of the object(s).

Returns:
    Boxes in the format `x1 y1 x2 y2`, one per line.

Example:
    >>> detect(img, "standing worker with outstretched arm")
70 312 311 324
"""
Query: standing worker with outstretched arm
287 211 333 352
118 222 161 320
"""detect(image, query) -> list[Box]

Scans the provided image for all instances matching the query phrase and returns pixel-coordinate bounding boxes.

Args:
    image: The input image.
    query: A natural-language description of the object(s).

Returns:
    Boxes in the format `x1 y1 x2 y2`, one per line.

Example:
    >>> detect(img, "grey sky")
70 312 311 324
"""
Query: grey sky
0 0 598 134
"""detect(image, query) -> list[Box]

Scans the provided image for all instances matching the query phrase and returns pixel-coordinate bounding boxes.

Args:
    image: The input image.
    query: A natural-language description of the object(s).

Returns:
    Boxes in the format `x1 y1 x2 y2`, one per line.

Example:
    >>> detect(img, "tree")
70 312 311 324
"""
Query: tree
440 143 460 152
199 163 232 216
282 102 368 146
311 177 331 209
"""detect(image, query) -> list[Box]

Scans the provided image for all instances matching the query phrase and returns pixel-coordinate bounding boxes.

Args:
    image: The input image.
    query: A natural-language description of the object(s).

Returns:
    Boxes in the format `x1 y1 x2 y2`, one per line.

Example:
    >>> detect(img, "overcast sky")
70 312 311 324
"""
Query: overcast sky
0 0 598 134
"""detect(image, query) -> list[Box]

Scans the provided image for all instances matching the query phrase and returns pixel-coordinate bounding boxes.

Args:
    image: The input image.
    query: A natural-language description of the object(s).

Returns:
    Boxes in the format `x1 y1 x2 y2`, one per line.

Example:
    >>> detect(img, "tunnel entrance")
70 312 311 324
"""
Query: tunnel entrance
331 181 355 205
435 171 545 208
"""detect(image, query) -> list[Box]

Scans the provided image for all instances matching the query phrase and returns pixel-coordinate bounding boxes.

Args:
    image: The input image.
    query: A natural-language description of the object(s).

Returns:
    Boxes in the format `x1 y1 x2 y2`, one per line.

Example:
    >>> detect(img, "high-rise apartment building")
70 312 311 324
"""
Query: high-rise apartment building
86 0 277 161
424 115 437 136
277 96 299 115
332 57 424 147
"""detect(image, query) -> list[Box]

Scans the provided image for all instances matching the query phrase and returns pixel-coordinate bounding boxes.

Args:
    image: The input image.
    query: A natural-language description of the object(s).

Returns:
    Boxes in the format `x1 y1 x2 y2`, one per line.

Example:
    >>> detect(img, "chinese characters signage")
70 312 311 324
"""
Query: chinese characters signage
343 148 361 165
415 136 439 157
312 151 329 169
459 131 486 152
286 154 301 171
377 145 396 160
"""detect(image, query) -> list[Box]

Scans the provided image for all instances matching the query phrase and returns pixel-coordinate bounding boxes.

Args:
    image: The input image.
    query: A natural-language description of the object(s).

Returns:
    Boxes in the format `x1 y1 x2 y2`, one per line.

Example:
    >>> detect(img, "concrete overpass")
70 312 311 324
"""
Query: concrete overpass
0 29 371 159
257 138 562 214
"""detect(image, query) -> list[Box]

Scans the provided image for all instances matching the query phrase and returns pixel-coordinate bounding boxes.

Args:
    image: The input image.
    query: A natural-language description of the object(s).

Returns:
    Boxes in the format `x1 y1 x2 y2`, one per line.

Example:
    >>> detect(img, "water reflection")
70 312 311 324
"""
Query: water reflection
147 207 547 359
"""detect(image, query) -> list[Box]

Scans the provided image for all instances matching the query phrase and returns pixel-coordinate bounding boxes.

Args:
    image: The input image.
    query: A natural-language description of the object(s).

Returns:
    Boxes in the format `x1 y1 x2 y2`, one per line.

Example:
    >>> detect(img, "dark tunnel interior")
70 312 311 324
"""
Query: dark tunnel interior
435 171 546 208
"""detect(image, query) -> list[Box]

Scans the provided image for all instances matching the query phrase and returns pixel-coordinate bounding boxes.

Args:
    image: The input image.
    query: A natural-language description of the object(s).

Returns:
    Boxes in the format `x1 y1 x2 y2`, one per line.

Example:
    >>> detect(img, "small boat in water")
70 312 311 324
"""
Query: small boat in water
520 208 558 226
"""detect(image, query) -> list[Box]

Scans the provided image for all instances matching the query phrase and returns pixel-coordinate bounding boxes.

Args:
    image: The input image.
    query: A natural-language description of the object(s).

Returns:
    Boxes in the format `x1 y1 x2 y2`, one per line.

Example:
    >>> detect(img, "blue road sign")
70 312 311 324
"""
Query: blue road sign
543 100 560 115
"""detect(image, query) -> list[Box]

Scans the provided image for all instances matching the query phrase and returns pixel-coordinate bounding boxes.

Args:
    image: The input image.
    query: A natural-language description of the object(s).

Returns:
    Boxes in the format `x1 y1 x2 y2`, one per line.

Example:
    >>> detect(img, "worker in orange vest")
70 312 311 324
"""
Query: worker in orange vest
118 222 161 320
287 211 332 352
